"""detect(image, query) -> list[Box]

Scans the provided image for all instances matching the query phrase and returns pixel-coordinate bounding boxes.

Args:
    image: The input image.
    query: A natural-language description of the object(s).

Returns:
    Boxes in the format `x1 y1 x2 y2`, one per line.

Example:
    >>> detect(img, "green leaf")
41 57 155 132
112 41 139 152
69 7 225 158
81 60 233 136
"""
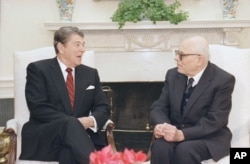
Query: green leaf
111 0 189 29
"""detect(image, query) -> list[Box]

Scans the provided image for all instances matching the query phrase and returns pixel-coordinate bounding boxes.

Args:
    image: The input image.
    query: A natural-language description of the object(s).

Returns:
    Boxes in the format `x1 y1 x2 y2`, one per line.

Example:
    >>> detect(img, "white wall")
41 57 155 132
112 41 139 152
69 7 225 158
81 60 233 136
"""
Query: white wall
0 0 250 98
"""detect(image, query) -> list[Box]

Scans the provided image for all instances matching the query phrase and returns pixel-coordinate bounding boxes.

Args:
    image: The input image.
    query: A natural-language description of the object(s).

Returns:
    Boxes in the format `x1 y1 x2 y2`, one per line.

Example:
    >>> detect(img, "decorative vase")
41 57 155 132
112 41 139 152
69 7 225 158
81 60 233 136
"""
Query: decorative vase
56 0 76 22
222 0 239 19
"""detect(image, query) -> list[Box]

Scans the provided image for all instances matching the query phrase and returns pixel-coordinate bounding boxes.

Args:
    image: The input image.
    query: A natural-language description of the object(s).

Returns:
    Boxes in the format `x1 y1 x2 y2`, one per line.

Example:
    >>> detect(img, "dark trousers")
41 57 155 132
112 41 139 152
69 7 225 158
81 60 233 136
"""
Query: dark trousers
23 117 95 164
150 138 212 164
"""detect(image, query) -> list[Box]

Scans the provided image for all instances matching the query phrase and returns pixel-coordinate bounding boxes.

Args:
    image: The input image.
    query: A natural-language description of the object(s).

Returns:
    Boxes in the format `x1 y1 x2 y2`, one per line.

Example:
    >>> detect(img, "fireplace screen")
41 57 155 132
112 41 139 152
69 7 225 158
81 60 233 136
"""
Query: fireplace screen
101 82 163 152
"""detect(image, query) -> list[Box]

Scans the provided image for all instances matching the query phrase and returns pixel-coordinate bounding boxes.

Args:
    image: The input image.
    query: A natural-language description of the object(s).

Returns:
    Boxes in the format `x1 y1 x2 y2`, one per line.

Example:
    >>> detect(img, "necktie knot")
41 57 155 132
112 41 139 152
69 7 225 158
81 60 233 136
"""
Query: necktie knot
66 67 72 73
187 78 194 86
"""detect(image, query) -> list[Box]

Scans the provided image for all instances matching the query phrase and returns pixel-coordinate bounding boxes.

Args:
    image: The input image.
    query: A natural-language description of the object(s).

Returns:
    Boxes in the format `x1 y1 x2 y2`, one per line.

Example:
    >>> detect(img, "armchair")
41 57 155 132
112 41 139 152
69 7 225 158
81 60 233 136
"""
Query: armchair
145 45 250 164
200 45 250 164
2 47 116 164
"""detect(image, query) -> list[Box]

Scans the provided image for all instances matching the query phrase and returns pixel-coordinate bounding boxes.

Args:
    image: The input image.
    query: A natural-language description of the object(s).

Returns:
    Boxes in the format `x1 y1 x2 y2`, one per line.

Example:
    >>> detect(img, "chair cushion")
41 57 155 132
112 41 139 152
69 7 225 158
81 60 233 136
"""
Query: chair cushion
201 156 229 164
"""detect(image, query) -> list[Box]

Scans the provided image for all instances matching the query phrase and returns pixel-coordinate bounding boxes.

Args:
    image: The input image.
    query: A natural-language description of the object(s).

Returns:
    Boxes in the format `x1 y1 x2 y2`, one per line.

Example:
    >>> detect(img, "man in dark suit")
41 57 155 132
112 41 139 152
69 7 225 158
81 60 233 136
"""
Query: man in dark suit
150 36 235 164
19 26 110 164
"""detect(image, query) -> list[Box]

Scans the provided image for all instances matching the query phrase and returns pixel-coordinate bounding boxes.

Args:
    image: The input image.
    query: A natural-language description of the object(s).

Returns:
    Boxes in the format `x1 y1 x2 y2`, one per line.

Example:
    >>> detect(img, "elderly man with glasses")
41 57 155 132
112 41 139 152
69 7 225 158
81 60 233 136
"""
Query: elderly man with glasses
150 36 235 164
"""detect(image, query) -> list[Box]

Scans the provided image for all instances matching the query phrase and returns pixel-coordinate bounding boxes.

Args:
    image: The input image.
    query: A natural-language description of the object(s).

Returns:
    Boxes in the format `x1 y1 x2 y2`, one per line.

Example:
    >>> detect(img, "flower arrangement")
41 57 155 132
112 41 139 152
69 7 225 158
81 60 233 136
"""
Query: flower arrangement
89 145 147 164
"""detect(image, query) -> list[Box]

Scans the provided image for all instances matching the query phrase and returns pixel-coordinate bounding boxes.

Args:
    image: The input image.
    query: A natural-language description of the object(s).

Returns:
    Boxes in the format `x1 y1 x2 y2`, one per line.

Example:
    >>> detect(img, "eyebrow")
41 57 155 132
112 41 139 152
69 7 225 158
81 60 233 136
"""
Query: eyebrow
73 41 85 44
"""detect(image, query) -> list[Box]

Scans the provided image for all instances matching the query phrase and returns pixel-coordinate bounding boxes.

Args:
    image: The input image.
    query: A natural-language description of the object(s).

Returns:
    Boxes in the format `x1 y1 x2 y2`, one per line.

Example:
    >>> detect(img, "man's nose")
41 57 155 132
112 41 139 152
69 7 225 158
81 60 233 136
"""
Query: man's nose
174 54 179 61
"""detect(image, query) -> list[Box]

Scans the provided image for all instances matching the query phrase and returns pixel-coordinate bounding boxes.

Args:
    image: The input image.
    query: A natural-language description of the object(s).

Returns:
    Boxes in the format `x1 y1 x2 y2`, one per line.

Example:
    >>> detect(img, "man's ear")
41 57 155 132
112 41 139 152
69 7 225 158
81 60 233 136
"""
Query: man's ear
57 42 64 54
196 55 203 66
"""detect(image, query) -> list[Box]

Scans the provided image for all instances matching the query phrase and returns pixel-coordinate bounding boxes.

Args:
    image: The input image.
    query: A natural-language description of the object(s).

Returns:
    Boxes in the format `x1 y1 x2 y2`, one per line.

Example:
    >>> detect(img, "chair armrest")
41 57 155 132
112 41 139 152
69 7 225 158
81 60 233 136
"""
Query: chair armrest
1 119 18 164
146 132 155 161
102 119 113 130
103 120 117 152
6 119 18 134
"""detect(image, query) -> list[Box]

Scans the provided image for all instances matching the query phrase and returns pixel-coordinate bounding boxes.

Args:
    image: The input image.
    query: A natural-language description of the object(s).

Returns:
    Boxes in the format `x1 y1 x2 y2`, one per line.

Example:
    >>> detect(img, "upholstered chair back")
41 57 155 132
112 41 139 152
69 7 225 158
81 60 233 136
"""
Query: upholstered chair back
209 45 250 148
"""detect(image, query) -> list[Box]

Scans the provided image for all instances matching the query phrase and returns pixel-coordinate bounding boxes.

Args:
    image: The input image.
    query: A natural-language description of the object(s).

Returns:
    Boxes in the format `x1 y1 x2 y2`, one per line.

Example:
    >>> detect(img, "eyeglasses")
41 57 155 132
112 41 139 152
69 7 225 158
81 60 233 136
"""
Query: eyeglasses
174 50 200 61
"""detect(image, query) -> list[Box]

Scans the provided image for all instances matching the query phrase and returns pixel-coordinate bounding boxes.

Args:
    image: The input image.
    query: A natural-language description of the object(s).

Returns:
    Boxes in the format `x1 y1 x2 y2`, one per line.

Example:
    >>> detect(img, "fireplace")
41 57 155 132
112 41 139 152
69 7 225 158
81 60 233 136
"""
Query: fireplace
102 82 164 130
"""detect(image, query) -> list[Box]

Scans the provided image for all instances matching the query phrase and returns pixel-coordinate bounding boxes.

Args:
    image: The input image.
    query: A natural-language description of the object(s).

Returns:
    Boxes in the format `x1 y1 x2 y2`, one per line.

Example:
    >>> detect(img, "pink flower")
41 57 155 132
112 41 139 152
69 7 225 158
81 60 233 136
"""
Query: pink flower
89 145 147 164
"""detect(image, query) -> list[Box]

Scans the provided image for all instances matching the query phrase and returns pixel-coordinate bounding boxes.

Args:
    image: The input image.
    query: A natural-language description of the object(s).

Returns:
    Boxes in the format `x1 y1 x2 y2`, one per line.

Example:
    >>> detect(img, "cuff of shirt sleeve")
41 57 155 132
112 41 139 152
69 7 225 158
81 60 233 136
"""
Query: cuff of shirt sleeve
89 116 98 133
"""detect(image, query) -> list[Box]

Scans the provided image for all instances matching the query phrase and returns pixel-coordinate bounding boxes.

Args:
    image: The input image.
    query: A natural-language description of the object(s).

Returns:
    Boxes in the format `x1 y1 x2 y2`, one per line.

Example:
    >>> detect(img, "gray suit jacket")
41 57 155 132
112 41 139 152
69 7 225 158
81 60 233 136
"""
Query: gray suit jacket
21 57 110 159
150 62 235 161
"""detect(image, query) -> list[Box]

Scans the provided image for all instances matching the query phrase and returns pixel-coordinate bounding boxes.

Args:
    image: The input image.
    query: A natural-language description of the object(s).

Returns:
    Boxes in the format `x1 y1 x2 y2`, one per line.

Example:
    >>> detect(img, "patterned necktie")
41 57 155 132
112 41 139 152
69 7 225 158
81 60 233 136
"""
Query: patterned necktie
185 78 194 94
66 68 74 109
181 78 194 115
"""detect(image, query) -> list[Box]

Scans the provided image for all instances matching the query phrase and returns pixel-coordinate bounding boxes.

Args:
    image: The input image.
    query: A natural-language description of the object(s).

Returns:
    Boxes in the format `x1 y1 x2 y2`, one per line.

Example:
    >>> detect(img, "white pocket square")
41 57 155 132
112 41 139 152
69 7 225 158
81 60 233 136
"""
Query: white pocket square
86 85 95 90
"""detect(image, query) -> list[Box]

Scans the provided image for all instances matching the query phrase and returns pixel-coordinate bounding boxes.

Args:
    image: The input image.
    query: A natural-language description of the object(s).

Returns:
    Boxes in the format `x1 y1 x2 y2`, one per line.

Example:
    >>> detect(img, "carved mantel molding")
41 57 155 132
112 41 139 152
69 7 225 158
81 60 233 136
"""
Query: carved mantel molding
44 20 250 51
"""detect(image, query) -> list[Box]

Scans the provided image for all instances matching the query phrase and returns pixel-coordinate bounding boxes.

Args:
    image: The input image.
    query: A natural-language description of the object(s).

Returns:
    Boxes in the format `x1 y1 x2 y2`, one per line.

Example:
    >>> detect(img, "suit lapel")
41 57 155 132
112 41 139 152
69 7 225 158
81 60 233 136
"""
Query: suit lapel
73 66 88 114
174 74 187 109
50 58 72 115
169 72 187 120
182 63 213 117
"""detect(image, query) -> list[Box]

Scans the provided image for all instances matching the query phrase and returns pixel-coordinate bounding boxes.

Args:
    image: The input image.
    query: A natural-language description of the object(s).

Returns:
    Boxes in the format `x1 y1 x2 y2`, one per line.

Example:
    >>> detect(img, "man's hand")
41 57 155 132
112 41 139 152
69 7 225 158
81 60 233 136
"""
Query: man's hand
154 123 167 138
154 123 185 142
78 116 94 129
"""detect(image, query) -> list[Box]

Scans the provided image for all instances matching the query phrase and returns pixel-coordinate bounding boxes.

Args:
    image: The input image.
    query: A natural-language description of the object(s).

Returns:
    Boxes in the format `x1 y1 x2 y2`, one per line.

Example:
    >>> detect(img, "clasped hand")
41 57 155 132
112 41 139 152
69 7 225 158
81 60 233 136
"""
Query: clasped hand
154 123 184 142
78 116 94 129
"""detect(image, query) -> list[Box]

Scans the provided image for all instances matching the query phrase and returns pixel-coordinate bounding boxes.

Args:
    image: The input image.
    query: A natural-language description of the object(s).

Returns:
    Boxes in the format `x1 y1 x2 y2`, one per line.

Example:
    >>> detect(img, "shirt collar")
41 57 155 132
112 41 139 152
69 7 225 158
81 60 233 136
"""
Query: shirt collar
188 64 207 87
57 57 75 72
57 57 75 81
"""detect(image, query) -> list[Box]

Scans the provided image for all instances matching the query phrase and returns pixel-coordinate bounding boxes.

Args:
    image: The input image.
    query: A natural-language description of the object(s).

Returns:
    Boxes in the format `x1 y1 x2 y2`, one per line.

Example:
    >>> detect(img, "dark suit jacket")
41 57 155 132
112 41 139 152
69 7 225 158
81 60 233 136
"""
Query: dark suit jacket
150 62 235 161
20 57 110 159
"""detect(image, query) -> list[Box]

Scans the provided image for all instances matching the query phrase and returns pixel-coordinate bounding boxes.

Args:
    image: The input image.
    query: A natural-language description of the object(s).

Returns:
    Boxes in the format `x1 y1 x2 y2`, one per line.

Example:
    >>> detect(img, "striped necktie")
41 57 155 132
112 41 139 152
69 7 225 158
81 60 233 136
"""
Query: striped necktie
181 78 195 115
66 68 74 109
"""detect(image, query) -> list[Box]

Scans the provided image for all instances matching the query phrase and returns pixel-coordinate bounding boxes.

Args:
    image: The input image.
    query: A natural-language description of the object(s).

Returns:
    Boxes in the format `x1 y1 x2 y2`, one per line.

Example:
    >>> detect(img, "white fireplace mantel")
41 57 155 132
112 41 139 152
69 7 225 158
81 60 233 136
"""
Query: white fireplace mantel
44 20 250 51
44 20 250 30
44 20 250 83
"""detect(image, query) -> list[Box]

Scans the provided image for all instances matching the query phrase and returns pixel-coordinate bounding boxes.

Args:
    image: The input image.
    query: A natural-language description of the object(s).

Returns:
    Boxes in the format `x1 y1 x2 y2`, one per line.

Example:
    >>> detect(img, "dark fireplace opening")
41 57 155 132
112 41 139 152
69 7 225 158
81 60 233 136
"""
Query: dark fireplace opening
101 82 164 153
102 82 164 130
